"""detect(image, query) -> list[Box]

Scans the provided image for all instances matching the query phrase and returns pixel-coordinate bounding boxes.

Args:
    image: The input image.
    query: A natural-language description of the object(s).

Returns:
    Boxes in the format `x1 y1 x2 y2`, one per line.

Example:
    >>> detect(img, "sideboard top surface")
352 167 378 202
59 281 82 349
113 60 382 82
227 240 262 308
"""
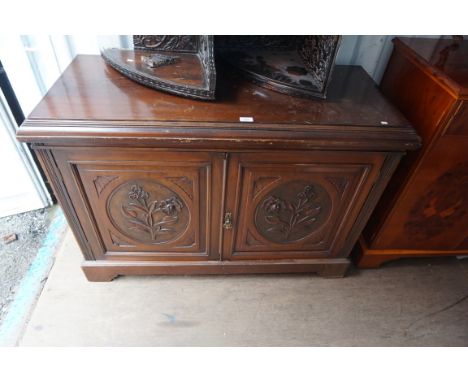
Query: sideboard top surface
27 55 410 129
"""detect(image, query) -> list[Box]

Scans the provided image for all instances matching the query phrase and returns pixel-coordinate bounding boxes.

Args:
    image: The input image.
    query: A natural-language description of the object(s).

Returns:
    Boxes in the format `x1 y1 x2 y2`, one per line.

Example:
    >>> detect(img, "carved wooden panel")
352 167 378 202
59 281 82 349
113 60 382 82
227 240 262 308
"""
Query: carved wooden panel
255 181 332 243
53 149 223 261
82 169 199 254
222 152 384 260
133 35 199 52
108 181 189 245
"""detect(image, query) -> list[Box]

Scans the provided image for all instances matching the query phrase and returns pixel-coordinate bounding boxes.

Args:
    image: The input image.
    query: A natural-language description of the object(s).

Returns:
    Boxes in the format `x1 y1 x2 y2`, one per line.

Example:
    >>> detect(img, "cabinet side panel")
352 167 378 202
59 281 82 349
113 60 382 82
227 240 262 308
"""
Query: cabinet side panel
35 149 97 260
445 102 468 136
380 47 455 146
364 47 457 245
372 137 468 250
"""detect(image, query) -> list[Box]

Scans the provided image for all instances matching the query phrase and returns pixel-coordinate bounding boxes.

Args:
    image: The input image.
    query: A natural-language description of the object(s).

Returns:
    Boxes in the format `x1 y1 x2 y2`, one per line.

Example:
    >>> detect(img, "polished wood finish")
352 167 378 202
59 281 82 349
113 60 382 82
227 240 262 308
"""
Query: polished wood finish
52 149 224 261
355 37 468 268
222 151 385 260
18 55 419 280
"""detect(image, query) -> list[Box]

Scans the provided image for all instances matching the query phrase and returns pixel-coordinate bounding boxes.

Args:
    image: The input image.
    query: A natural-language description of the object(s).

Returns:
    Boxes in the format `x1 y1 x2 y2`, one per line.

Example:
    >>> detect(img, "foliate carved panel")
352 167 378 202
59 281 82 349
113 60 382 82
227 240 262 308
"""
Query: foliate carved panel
107 181 190 244
299 35 341 91
216 35 340 99
133 35 199 52
216 36 300 50
254 180 332 243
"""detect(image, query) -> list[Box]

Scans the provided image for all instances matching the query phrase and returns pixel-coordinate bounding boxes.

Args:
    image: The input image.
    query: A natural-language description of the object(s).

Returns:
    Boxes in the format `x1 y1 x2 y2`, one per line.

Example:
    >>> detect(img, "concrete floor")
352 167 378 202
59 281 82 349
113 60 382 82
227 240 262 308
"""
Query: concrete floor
20 229 468 346
0 207 53 325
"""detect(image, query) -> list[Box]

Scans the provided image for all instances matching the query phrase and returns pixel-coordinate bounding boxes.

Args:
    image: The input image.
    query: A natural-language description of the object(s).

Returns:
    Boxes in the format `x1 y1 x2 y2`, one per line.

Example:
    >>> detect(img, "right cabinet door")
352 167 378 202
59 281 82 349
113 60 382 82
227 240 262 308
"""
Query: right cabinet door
222 152 384 260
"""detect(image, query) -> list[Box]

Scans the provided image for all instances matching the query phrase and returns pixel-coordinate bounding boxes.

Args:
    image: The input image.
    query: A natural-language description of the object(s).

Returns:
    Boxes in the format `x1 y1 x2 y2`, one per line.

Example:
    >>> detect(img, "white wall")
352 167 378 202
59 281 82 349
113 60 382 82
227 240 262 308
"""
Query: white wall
336 35 445 83
0 92 47 217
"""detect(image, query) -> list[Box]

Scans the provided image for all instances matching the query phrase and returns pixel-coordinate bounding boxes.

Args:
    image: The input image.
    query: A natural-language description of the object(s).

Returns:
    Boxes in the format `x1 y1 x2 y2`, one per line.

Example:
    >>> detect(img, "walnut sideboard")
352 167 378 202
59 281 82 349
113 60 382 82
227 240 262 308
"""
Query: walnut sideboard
17 56 419 281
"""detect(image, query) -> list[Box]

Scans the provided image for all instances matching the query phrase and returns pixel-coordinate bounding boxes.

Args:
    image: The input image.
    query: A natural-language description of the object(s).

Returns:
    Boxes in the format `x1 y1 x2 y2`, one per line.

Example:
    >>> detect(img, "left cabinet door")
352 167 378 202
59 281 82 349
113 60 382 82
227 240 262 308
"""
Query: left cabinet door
52 148 224 261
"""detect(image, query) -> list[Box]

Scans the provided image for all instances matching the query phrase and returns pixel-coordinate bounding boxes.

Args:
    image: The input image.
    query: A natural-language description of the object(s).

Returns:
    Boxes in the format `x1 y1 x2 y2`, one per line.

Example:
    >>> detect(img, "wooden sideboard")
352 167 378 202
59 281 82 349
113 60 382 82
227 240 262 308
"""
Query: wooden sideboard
17 56 419 281
355 37 468 268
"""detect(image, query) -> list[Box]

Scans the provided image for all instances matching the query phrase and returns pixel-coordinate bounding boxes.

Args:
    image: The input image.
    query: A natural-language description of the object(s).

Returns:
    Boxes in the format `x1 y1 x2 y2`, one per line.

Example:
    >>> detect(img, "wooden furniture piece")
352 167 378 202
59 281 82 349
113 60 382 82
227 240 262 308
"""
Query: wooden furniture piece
17 56 419 281
355 37 468 268
101 35 341 100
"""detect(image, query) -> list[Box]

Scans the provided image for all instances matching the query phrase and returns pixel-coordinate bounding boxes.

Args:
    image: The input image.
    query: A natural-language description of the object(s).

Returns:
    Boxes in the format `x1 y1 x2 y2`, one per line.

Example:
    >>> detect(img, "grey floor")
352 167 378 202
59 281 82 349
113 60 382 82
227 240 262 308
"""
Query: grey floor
0 207 53 326
20 229 468 346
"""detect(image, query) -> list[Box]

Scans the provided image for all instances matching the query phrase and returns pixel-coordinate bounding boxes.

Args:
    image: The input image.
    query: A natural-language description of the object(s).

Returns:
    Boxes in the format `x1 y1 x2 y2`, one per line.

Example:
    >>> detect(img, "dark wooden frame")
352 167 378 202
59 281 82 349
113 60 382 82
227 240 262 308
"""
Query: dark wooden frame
102 35 216 100
217 35 341 99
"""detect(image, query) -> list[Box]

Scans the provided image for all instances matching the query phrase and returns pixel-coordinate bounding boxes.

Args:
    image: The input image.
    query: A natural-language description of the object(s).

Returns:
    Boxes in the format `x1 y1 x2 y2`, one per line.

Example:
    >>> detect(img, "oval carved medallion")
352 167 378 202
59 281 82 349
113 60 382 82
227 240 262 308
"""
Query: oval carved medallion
254 180 332 243
107 180 189 244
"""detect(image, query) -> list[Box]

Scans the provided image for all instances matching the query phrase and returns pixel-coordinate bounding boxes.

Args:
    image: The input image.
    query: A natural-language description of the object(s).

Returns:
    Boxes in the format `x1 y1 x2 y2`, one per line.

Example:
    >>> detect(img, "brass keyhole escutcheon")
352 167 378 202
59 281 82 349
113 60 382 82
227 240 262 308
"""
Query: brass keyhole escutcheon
223 212 233 229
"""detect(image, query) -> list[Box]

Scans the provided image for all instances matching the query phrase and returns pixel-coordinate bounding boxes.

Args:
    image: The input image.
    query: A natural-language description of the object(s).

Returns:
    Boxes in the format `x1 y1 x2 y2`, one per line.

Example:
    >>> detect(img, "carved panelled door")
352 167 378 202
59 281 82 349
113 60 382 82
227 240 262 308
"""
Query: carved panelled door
222 152 384 260
54 149 224 261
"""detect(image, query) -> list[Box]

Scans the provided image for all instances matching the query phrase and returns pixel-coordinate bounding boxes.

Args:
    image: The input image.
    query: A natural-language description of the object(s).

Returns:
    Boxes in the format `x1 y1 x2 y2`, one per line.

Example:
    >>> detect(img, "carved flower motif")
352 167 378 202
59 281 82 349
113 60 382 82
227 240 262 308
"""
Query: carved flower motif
159 196 182 216
159 196 183 216
297 185 315 200
128 185 149 201
122 184 185 241
258 183 323 242
262 196 286 213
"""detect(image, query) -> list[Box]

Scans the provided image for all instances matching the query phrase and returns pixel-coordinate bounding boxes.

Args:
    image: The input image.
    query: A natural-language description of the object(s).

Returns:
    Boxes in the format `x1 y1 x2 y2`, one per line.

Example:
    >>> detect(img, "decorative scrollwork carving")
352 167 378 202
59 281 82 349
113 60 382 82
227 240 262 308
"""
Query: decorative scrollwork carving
255 181 332 243
133 35 198 52
299 35 341 90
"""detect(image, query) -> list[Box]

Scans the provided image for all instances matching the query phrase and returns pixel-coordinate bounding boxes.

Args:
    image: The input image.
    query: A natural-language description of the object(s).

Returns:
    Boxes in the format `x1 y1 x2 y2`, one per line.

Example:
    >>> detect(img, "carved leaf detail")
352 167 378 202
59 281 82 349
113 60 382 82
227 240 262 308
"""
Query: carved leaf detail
265 215 281 224
121 184 184 242
122 206 138 218
257 183 329 242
